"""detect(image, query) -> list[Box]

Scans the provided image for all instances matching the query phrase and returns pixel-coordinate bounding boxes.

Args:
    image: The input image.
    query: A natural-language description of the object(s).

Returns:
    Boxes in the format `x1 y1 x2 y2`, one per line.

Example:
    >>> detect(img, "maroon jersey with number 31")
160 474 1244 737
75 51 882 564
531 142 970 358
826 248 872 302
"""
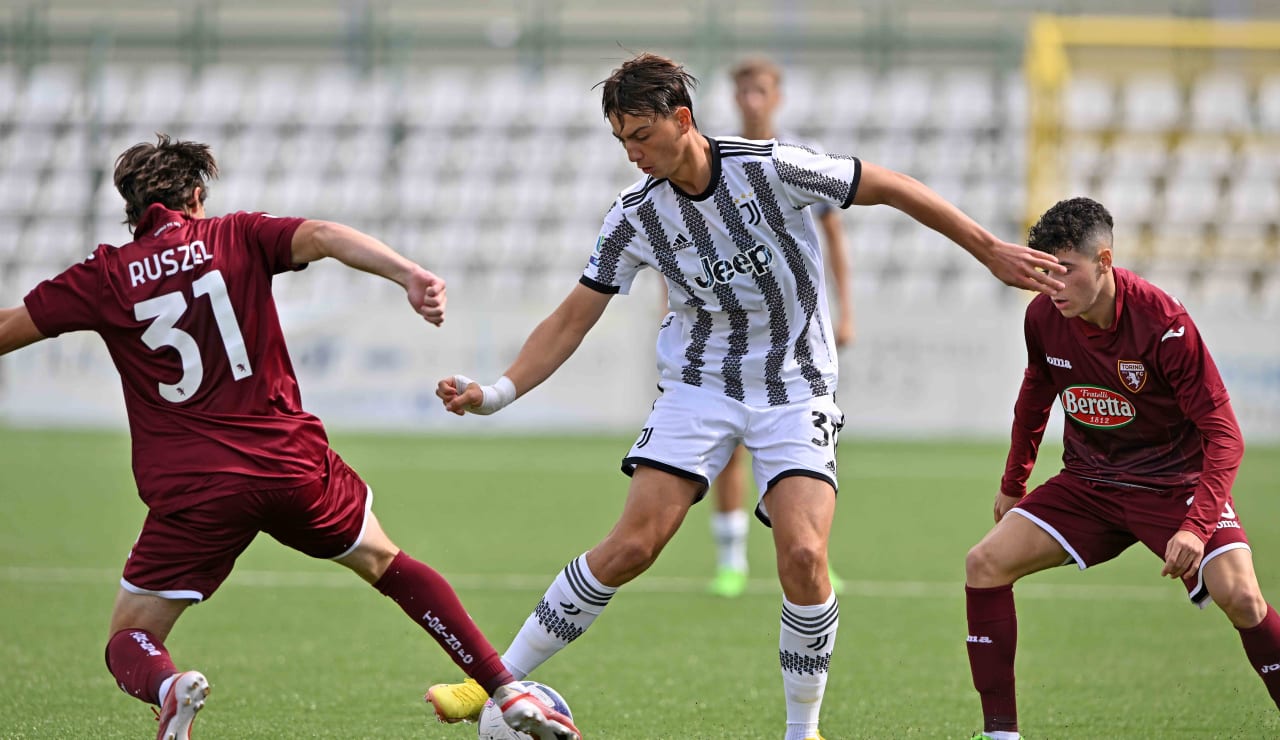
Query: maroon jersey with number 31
24 204 328 514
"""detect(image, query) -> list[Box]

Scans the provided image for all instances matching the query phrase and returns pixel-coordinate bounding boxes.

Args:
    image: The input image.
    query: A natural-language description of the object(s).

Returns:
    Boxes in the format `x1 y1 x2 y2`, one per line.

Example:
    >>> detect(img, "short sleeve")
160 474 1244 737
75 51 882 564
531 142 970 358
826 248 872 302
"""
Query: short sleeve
232 211 307 275
772 142 861 211
579 200 647 296
23 252 105 337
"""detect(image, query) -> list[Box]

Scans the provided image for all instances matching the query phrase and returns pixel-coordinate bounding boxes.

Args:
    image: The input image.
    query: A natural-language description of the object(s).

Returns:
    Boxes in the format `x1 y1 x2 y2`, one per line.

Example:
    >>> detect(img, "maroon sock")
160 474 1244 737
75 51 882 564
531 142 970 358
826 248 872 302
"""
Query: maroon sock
966 584 1019 733
105 629 176 706
373 551 513 694
1238 603 1280 709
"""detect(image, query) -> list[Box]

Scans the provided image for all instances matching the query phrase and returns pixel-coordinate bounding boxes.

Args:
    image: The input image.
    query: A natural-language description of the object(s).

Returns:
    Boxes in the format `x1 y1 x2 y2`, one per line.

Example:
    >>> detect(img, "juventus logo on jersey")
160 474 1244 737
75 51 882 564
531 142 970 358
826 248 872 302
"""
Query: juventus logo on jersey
738 199 762 225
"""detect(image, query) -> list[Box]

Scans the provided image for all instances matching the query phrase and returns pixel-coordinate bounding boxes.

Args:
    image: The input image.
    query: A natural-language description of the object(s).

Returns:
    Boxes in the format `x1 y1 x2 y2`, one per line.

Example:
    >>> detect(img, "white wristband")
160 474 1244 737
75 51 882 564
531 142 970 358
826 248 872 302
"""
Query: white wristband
453 374 517 415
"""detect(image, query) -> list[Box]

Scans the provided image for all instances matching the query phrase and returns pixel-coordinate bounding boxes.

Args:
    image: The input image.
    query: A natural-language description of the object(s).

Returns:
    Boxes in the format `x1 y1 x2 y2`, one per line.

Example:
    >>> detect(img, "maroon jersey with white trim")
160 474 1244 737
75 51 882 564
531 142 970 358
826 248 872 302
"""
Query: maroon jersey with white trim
24 204 328 514
1019 267 1228 488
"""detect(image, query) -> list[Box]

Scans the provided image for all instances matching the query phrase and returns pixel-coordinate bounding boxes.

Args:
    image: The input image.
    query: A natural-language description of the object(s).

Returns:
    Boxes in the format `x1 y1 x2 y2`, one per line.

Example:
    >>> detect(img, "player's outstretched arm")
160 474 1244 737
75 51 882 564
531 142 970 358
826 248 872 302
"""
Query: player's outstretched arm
436 284 612 416
851 162 1066 295
290 220 446 326
0 306 45 356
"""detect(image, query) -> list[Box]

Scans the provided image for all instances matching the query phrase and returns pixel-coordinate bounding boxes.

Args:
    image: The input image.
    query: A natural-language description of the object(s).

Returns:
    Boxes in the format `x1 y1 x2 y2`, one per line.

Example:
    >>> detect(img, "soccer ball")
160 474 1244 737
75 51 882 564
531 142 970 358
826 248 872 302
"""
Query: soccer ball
476 681 574 740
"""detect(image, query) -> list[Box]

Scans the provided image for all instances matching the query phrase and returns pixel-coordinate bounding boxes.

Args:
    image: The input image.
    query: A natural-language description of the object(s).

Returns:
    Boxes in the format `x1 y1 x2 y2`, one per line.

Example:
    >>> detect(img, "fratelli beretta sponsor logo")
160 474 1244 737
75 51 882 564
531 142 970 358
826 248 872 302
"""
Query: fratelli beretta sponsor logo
1060 385 1137 429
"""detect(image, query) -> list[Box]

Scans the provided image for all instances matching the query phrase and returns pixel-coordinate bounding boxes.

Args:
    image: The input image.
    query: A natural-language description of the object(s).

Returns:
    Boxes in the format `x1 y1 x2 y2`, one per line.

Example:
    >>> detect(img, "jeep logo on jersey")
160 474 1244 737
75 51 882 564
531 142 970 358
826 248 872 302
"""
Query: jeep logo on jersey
693 244 774 288
1060 385 1137 429
1118 360 1147 392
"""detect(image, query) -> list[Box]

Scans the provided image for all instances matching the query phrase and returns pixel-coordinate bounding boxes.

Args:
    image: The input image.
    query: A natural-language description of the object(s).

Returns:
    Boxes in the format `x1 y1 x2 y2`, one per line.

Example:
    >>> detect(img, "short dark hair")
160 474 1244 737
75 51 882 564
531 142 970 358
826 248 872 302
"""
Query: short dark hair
1028 197 1114 256
114 134 218 232
599 53 698 125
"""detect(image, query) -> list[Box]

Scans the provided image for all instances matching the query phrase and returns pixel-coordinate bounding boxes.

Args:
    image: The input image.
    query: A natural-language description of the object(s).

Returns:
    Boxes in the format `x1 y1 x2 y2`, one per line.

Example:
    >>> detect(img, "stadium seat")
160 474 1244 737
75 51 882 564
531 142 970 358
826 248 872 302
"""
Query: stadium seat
1121 72 1183 132
876 68 934 133
1189 70 1252 133
87 64 138 127
1063 73 1116 132
818 67 874 132
1161 178 1221 227
1105 135 1168 179
241 66 306 126
16 64 81 125
1167 138 1234 182
1097 176 1159 225
1223 177 1280 227
1256 73 1280 133
0 167 42 216
1214 223 1271 262
188 64 250 126
935 68 996 132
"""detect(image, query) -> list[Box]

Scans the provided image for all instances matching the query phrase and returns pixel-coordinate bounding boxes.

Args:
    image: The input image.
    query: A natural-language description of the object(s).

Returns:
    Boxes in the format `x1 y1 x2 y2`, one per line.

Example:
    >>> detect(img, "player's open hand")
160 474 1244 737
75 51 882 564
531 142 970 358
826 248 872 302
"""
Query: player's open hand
984 241 1066 295
1160 529 1205 580
435 375 483 415
407 268 447 326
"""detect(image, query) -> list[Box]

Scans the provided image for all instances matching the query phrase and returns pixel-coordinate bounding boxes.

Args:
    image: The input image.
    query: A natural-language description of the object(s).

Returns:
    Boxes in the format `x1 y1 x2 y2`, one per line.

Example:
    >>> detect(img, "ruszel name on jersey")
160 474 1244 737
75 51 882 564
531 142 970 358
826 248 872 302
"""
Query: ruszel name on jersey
127 240 214 287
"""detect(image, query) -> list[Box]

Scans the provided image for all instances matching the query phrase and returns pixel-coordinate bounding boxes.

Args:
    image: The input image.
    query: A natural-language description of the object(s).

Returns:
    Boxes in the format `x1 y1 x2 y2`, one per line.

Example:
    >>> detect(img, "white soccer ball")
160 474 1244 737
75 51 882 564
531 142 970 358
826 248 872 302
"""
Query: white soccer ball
476 681 574 740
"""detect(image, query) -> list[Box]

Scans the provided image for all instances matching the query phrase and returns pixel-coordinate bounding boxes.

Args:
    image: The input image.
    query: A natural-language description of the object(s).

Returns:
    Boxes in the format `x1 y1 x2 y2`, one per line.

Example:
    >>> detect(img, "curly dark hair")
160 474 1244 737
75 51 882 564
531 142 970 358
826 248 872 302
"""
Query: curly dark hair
598 53 699 126
113 134 218 232
1028 197 1114 256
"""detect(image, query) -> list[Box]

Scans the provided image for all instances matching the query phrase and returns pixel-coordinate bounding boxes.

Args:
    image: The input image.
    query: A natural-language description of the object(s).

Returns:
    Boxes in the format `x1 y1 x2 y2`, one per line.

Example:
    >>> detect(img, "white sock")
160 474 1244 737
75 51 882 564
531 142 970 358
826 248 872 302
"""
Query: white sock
711 510 749 572
502 553 616 679
780 593 839 740
157 674 177 707
982 733 1020 740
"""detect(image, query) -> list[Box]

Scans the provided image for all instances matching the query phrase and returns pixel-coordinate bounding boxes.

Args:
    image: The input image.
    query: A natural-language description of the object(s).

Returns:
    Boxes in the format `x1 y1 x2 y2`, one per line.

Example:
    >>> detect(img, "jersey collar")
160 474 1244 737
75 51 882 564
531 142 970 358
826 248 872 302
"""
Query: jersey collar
668 135 720 202
134 204 190 240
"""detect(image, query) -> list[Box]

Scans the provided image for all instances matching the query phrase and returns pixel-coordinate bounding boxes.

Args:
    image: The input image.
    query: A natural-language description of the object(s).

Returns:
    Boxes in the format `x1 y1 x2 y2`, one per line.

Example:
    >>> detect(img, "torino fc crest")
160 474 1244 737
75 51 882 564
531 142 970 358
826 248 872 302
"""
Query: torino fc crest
1117 360 1147 392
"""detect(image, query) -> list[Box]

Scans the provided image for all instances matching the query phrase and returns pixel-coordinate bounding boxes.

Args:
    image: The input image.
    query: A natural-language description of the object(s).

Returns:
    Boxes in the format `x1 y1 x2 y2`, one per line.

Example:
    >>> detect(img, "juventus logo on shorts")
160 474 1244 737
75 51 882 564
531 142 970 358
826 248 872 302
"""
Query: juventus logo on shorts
635 426 654 448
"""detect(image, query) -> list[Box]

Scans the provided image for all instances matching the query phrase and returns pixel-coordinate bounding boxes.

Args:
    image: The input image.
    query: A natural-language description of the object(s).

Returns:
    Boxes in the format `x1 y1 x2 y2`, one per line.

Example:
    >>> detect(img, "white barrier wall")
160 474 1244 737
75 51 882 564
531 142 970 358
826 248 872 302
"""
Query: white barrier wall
2 264 1278 442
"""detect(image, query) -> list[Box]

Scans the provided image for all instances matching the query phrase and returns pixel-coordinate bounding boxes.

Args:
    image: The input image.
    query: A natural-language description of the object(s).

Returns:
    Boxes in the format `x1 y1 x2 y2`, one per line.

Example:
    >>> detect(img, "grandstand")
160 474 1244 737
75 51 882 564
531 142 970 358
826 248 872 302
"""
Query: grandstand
0 0 1277 438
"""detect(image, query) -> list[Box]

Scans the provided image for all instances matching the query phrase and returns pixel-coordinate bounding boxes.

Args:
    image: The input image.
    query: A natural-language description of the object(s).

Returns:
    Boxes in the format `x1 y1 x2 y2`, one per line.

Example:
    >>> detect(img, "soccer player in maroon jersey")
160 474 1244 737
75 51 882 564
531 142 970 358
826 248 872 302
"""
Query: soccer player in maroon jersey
0 135 581 740
964 197 1280 739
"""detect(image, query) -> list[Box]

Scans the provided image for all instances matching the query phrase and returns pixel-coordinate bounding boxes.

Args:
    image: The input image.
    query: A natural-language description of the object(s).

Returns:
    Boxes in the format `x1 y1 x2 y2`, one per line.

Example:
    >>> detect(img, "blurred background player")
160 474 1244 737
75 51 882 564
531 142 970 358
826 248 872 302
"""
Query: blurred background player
704 56 856 599
964 197 1280 740
0 135 580 740
429 53 1064 740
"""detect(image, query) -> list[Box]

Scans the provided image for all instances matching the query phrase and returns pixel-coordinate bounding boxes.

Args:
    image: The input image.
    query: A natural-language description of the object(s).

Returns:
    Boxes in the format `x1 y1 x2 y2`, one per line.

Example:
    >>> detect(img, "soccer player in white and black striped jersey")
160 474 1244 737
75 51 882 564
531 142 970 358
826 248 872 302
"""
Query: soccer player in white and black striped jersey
430 52 1066 740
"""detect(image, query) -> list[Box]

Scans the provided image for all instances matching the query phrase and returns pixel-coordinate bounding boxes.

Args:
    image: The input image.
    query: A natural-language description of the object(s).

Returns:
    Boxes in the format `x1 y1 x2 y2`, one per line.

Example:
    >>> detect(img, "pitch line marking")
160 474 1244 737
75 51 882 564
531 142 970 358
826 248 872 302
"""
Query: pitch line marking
0 565 1176 601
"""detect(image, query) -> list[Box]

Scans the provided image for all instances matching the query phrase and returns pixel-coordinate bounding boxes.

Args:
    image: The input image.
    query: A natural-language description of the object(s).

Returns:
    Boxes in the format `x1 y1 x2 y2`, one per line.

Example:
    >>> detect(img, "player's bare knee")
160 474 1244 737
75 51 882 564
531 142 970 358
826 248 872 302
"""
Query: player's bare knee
1218 586 1269 628
965 542 1006 586
778 540 825 580
599 534 663 580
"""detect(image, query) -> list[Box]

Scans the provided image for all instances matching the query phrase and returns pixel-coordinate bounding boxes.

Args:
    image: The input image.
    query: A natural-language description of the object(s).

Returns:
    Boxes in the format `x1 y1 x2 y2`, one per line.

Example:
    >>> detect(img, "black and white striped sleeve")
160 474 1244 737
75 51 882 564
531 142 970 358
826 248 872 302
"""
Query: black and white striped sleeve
580 200 647 295
773 142 861 211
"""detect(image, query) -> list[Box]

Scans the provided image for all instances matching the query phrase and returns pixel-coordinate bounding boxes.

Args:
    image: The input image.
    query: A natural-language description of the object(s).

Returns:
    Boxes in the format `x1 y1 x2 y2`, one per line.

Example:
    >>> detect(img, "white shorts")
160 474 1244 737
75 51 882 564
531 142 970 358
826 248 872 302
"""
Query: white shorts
622 383 843 526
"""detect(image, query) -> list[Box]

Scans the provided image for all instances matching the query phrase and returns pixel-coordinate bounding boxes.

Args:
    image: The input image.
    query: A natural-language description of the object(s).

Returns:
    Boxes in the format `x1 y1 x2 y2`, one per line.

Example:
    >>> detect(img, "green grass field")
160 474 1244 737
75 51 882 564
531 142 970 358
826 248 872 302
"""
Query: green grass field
1 427 1277 739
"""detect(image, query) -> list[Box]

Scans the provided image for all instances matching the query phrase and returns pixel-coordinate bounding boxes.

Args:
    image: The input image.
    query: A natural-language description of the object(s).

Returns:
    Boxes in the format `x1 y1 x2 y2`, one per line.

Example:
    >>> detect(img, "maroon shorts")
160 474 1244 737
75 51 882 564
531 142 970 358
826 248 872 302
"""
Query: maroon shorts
120 448 371 603
1012 472 1250 605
